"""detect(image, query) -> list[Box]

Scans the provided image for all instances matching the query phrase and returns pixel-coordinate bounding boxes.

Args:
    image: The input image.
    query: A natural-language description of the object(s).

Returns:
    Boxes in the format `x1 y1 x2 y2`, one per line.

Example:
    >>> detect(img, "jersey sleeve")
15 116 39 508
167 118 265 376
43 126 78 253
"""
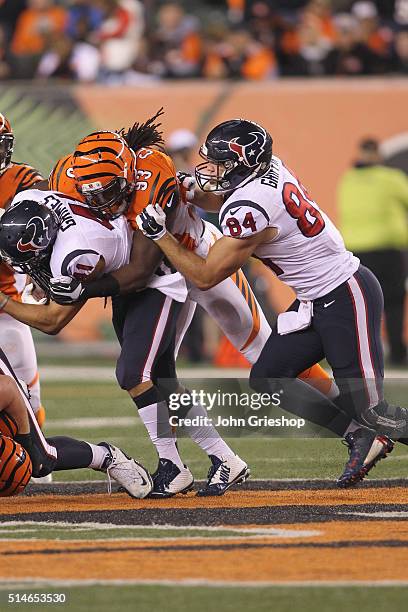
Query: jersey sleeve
14 164 43 193
126 149 179 230
50 248 102 281
219 199 271 239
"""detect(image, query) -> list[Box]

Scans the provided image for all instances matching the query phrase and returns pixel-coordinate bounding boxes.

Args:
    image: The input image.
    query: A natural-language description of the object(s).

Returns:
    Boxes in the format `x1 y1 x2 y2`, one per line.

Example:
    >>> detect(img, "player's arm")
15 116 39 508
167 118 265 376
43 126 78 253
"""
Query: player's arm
0 254 105 333
0 376 30 434
0 297 84 335
153 230 267 290
93 229 164 295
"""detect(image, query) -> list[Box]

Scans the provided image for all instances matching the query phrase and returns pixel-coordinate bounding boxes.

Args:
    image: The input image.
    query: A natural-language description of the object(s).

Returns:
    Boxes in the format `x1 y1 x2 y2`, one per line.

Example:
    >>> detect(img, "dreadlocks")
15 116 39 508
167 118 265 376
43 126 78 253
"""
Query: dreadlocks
119 108 165 153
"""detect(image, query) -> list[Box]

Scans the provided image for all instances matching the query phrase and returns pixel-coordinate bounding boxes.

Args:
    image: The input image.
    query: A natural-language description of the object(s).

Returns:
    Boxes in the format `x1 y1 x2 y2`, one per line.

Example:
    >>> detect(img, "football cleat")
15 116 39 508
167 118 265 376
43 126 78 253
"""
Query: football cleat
98 442 153 499
337 429 394 488
149 458 194 498
31 473 53 484
196 454 250 496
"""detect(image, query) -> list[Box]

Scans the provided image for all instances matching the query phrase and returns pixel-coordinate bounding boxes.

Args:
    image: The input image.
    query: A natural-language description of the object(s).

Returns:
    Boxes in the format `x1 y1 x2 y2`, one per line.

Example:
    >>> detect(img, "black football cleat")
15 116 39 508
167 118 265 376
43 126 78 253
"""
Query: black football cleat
337 429 394 488
148 458 194 498
196 454 250 497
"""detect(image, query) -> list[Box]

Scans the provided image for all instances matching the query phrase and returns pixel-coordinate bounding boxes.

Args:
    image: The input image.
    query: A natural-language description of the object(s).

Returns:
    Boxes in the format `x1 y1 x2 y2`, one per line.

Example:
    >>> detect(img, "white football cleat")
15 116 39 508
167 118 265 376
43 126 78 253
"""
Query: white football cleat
197 454 250 496
149 458 194 498
99 442 153 499
31 473 53 484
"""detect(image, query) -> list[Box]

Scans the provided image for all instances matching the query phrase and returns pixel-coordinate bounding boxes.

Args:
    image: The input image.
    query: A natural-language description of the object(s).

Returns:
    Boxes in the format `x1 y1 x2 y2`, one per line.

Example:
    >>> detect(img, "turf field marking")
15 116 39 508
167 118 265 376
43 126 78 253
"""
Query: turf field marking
341 511 408 518
0 521 321 538
45 417 136 429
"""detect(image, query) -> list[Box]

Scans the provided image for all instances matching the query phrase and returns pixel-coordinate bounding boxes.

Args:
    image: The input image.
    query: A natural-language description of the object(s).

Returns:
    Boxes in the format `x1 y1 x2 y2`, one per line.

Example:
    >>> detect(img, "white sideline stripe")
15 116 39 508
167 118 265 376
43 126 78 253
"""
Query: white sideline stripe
0 521 320 537
45 417 136 429
28 476 408 484
37 365 408 381
1 579 408 589
341 511 408 518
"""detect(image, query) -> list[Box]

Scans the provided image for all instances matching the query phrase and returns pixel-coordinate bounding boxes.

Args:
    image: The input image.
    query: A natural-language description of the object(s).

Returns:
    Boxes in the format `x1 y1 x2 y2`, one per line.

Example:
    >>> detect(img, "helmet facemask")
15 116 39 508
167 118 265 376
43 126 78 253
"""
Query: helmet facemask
77 176 133 220
195 148 236 193
0 133 14 172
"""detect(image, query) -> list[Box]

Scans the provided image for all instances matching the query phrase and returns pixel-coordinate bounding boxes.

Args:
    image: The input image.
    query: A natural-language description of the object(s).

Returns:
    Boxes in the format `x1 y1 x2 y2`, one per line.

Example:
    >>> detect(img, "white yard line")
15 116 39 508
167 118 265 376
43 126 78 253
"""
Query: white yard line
38 365 408 381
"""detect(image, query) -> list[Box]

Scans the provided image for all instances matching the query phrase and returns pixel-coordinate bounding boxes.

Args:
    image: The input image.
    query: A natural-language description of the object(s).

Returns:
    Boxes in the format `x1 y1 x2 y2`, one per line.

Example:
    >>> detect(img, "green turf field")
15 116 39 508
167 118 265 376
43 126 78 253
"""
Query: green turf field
1 585 407 612
40 380 408 482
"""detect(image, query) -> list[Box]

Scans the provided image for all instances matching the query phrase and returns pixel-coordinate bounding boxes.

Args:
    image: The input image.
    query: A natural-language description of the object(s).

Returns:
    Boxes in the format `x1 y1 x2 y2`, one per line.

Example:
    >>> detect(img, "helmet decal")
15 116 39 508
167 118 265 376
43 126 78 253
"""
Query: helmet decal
229 131 266 167
17 216 51 253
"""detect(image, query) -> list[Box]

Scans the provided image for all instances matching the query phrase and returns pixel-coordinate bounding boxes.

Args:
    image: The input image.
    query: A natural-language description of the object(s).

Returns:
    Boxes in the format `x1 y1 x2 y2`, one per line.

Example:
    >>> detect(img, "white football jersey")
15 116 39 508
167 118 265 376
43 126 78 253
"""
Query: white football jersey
219 156 360 301
11 189 132 280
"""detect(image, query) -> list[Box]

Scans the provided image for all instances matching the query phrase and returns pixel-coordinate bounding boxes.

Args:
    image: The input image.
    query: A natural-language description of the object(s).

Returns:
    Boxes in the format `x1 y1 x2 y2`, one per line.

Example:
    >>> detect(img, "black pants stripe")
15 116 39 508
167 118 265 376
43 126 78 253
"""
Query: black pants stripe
251 265 384 420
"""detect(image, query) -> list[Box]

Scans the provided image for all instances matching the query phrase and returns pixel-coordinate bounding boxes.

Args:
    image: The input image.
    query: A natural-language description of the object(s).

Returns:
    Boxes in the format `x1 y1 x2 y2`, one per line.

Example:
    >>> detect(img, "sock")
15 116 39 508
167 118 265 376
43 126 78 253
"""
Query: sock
88 443 111 469
251 376 353 437
344 420 367 436
134 386 184 469
182 402 235 459
48 436 93 470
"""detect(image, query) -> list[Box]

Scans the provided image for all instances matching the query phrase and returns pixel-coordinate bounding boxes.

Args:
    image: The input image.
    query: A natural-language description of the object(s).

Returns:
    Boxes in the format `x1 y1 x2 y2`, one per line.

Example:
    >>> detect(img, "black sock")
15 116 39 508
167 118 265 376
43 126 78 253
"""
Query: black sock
251 377 352 437
47 436 93 470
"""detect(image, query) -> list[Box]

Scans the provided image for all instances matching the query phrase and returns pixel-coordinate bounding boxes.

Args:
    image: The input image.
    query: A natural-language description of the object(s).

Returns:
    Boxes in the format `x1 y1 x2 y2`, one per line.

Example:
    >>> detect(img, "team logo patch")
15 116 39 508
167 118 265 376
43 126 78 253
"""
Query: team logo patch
229 131 266 168
16 216 50 253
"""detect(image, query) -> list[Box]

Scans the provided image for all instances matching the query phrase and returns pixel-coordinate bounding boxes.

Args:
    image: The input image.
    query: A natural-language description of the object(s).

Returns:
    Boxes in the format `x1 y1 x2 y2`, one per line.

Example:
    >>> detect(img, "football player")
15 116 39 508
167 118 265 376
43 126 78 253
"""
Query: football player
135 118 405 487
0 113 48 439
0 345 152 497
0 179 248 497
46 116 343 493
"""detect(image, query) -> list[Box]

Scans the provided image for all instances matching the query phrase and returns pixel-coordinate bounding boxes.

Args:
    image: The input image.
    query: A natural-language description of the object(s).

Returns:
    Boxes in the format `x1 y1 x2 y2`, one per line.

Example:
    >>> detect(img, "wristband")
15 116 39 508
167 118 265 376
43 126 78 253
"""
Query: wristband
0 294 10 310
81 274 121 299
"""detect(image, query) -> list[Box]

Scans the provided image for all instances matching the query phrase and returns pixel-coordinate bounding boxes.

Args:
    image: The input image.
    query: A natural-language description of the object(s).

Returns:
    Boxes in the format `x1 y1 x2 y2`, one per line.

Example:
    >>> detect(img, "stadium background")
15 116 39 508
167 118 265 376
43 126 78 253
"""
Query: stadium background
1 0 408 360
1 1 408 611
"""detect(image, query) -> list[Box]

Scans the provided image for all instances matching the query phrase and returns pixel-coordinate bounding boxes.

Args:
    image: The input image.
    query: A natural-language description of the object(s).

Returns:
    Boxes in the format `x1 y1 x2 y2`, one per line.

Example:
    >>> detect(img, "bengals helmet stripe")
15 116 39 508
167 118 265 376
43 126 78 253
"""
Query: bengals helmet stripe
0 435 32 497
0 411 18 438
72 131 136 219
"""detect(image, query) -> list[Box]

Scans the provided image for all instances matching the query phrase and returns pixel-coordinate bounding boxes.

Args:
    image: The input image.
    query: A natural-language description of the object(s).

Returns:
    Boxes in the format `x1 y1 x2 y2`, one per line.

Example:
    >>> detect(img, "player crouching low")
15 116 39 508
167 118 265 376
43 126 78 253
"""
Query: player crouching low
0 348 152 498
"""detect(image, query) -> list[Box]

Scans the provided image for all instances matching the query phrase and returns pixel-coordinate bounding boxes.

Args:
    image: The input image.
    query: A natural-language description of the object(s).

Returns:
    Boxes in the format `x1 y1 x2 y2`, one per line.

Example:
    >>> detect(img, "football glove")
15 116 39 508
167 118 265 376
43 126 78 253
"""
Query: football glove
136 204 167 240
22 283 47 305
177 171 196 203
49 276 86 304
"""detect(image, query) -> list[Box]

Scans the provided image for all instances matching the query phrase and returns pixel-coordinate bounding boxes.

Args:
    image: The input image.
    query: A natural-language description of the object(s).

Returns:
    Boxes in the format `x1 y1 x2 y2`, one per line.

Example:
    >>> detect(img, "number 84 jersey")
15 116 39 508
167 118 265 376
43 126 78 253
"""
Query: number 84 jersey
219 155 359 301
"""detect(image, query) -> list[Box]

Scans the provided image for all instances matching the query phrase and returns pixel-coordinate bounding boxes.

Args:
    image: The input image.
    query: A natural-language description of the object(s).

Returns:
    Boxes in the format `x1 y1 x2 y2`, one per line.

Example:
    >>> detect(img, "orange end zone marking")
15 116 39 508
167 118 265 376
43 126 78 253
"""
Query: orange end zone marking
2 488 408 516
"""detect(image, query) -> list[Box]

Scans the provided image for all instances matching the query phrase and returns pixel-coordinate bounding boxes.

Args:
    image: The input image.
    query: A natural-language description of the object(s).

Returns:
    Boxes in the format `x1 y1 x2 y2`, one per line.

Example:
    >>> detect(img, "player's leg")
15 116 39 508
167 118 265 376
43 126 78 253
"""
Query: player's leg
164 305 249 496
0 314 45 421
314 266 396 485
250 323 354 437
113 288 190 495
189 271 339 399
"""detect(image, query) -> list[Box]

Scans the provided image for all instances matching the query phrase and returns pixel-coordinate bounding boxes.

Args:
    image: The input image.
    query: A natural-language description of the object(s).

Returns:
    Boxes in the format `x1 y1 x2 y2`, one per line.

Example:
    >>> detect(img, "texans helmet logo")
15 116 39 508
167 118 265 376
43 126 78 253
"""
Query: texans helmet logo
17 216 50 254
229 131 266 168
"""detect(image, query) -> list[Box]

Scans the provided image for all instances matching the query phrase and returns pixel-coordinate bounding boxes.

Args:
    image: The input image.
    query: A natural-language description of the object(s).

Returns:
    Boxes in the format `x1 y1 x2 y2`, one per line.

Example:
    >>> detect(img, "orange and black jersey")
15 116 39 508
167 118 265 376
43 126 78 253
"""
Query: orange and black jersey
126 148 179 229
0 162 43 210
0 162 43 298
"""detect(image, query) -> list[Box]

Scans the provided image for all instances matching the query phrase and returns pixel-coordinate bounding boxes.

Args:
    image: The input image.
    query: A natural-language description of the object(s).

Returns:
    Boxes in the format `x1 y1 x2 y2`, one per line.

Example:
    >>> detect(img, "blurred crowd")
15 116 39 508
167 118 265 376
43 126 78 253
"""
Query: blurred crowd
0 0 407 82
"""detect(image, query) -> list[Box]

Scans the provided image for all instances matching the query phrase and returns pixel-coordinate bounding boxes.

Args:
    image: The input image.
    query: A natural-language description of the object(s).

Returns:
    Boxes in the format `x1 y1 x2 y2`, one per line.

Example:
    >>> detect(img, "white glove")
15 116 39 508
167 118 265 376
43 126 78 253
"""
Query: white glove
177 171 196 203
22 283 47 305
136 204 167 240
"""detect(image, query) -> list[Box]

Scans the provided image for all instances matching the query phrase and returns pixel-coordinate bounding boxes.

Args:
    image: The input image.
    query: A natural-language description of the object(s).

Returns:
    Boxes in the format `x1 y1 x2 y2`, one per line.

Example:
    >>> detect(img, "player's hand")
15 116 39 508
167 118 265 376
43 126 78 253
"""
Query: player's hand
136 204 167 241
177 171 196 203
49 276 86 304
22 283 47 305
